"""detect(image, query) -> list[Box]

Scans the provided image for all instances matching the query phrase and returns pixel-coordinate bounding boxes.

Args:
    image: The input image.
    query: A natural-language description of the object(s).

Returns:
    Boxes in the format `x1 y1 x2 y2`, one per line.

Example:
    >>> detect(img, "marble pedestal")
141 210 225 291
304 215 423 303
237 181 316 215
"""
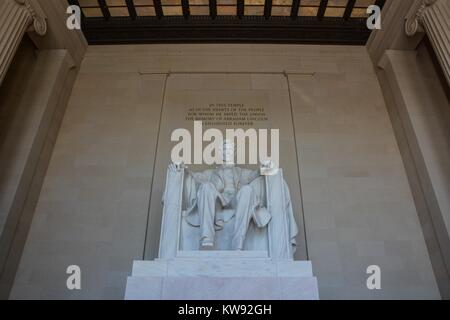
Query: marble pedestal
125 251 319 300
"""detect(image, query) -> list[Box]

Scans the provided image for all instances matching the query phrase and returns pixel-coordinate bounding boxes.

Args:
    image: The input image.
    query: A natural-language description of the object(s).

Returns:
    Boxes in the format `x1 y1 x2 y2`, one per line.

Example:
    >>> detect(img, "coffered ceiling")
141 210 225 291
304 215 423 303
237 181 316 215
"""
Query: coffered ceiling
69 0 386 44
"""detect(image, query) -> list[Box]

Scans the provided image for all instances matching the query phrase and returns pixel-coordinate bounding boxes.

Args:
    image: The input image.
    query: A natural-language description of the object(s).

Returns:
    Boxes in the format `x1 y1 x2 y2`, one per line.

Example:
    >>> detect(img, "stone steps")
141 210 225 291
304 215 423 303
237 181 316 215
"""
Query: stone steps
125 259 319 300
125 275 319 300
131 259 314 278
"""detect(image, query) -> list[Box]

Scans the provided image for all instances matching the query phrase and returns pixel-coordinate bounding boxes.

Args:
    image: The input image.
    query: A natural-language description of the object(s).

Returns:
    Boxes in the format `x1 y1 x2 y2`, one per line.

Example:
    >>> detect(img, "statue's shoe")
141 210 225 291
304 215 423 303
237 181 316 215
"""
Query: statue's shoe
200 241 215 250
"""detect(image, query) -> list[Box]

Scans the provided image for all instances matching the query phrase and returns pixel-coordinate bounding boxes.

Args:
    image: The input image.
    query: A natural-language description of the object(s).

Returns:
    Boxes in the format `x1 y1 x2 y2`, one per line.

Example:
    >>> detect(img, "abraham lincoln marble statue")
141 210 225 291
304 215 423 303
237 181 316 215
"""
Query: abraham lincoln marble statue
161 140 298 257
125 141 320 300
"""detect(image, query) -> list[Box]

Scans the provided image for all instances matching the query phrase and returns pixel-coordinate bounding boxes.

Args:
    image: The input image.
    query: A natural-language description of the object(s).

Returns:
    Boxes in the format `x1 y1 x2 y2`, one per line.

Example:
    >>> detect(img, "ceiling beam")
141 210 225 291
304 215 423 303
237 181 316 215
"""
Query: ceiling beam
153 0 164 19
181 0 190 19
343 0 356 20
97 0 111 20
264 0 272 20
291 0 301 20
210 0 217 19
237 0 244 19
317 0 328 21
125 0 137 20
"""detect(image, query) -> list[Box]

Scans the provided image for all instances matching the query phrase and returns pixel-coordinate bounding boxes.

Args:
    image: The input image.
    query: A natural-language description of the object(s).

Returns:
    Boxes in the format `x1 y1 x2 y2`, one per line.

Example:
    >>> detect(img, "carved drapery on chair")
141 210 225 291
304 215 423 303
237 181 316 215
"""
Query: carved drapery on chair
0 0 47 85
405 0 450 86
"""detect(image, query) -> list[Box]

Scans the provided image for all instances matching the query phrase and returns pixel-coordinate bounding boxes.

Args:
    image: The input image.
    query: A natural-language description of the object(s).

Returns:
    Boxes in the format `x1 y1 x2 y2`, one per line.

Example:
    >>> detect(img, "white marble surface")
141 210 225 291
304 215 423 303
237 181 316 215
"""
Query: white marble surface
132 259 313 278
126 258 318 300
176 250 268 259
11 44 442 300
126 276 319 300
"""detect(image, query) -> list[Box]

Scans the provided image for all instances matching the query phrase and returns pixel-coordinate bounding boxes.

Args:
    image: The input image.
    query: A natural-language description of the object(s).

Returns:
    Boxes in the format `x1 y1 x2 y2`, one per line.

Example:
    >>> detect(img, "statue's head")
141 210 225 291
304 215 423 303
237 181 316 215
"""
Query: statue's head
220 139 235 166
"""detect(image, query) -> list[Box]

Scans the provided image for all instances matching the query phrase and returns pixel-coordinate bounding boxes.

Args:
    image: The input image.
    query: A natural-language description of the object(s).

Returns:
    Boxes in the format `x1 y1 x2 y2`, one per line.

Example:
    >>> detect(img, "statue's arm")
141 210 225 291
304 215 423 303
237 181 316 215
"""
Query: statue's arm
238 168 262 187
246 169 262 184
210 170 225 193
184 167 205 185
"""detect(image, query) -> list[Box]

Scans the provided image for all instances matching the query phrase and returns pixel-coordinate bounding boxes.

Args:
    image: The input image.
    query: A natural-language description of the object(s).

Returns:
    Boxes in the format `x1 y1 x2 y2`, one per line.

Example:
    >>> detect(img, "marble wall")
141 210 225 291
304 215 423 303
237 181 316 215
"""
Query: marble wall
378 44 450 298
10 44 441 299
144 73 307 261
289 70 439 299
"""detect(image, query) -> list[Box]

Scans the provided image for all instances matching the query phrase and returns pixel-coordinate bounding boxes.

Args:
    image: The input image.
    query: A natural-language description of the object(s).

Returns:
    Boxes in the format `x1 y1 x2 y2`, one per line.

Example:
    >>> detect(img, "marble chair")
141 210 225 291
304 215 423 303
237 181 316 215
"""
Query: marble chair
159 166 298 260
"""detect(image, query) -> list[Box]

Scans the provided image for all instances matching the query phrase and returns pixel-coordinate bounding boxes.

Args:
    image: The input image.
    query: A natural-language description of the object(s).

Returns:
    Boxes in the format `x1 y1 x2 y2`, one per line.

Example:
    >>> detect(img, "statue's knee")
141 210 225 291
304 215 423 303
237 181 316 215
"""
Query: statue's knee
200 181 215 190
237 185 253 197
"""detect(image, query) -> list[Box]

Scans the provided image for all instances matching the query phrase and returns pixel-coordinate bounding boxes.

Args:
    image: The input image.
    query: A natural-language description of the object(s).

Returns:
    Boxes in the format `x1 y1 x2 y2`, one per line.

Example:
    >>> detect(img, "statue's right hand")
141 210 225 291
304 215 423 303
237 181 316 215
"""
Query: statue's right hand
168 162 184 173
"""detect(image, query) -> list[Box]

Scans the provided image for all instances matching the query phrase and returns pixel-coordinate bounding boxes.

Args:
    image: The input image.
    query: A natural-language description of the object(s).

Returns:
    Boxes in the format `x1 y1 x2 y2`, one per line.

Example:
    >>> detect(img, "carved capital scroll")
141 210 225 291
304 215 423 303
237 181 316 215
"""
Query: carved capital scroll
14 0 47 36
405 0 450 86
405 0 438 36
0 0 47 85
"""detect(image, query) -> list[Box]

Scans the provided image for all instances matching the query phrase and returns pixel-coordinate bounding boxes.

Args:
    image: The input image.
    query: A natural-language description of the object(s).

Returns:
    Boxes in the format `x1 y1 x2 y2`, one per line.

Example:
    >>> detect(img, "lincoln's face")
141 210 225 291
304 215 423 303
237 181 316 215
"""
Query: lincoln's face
221 140 235 165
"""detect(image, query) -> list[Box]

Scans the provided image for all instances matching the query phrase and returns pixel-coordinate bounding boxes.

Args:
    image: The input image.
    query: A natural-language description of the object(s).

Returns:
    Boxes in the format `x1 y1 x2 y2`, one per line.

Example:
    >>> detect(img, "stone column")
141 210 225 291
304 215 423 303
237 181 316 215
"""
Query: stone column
0 0 47 85
406 0 450 86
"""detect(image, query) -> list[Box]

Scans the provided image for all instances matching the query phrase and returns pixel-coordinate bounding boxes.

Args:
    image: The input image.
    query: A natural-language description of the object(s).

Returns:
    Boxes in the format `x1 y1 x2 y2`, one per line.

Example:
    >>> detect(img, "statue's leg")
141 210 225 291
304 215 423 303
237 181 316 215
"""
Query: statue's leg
197 182 219 248
232 185 257 250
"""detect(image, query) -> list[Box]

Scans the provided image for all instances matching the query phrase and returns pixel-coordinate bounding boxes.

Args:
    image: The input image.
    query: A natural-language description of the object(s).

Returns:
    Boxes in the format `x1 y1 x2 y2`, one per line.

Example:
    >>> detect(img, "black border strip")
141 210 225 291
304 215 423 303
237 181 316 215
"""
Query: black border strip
81 16 371 45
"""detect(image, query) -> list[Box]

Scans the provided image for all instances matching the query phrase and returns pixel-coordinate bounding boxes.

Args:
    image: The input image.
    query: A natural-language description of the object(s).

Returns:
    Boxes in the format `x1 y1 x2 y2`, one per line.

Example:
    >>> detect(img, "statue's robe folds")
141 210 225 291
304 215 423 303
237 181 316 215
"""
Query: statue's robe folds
181 167 298 252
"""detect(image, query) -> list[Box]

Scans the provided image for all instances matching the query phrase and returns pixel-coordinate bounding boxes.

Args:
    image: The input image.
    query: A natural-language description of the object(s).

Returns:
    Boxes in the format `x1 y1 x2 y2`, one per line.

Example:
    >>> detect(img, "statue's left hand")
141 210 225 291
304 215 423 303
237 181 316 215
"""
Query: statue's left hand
260 159 279 176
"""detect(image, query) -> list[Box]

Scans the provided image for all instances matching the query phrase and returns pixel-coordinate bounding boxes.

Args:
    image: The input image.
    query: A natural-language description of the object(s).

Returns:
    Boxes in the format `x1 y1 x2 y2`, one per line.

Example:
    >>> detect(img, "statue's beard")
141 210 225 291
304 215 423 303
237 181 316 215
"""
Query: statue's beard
222 160 235 167
222 155 235 166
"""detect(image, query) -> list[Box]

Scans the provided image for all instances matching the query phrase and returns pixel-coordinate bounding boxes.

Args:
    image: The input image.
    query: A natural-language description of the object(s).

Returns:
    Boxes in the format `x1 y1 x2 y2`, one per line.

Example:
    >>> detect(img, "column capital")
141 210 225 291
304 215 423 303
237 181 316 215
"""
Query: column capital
405 0 450 86
405 0 438 36
14 0 47 36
